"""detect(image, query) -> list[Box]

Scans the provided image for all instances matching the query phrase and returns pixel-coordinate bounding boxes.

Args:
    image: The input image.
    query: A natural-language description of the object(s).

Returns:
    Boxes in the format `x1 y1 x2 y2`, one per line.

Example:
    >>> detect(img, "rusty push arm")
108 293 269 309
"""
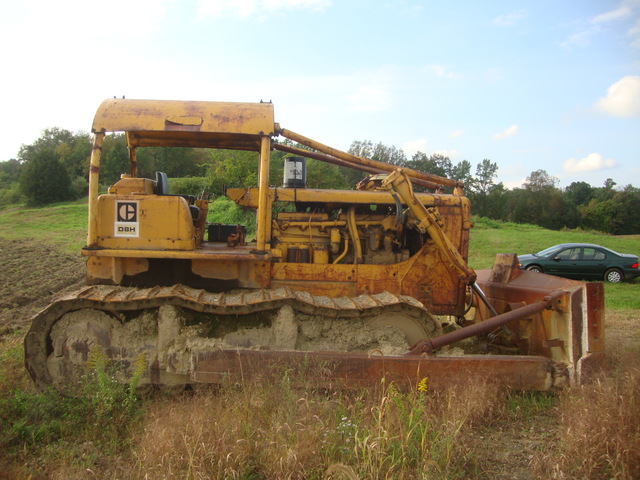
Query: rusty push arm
408 290 565 354
381 169 477 285
279 128 464 194
273 143 444 191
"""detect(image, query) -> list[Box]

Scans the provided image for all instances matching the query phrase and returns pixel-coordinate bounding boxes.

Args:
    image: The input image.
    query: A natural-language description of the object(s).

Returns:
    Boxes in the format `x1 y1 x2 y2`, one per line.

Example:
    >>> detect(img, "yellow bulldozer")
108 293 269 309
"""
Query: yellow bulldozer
24 99 605 392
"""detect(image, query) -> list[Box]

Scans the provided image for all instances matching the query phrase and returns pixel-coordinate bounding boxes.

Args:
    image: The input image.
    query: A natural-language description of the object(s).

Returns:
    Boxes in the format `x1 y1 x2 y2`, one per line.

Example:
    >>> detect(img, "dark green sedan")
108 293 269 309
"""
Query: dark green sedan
517 243 639 283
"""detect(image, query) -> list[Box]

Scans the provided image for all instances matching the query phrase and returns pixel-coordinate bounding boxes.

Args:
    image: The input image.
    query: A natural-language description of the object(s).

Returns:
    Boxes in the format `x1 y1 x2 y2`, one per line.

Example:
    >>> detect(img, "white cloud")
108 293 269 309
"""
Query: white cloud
563 153 617 173
402 139 428 157
197 0 330 18
504 178 526 189
493 125 518 140
560 30 596 49
492 10 527 27
562 0 640 49
595 75 640 117
593 4 632 24
399 141 459 160
433 149 460 160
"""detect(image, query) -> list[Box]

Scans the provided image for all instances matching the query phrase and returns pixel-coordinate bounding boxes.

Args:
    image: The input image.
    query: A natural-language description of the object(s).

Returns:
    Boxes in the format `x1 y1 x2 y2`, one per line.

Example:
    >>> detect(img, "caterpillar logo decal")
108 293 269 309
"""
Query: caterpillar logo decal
115 201 139 237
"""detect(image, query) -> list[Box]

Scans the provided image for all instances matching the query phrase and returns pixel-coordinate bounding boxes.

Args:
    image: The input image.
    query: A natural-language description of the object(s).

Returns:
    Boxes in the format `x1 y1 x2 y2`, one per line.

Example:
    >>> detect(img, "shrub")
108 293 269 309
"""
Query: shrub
0 339 144 477
167 176 210 197
0 183 24 207
19 149 72 206
207 196 257 236
69 175 88 199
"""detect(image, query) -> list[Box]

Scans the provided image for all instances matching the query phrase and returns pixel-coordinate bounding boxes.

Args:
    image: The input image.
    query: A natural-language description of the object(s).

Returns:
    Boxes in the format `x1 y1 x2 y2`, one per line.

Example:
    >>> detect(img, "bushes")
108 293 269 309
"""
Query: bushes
167 176 210 197
19 149 73 206
0 338 144 478
0 183 23 207
207 196 257 236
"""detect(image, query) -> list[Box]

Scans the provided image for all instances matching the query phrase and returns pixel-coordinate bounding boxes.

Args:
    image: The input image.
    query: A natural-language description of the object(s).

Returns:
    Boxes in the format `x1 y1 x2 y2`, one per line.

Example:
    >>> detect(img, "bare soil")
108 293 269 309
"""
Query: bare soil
0 238 84 336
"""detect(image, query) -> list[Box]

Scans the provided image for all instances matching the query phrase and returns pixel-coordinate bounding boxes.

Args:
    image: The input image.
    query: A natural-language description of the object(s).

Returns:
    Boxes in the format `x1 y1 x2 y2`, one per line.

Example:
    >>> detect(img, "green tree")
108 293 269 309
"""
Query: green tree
207 149 259 195
306 158 351 189
468 159 499 217
451 159 473 185
609 185 640 234
18 127 91 178
0 159 22 184
140 147 205 178
19 149 72 206
523 169 558 192
348 140 406 166
346 140 407 186
0 159 24 206
564 181 594 207
101 134 130 185
472 159 499 196
516 170 567 229
482 182 507 219
582 185 640 234
405 152 452 178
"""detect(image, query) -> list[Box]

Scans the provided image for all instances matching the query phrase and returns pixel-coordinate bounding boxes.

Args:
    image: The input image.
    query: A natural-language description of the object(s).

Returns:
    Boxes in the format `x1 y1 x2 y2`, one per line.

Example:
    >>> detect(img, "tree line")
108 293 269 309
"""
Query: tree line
1 129 638 235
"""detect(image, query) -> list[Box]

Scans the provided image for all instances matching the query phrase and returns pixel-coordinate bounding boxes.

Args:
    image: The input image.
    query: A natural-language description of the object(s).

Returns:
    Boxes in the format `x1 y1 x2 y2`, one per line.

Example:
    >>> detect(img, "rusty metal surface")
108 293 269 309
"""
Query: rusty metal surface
474 260 605 385
273 143 442 191
279 128 464 192
190 349 556 391
408 290 563 354
92 99 275 138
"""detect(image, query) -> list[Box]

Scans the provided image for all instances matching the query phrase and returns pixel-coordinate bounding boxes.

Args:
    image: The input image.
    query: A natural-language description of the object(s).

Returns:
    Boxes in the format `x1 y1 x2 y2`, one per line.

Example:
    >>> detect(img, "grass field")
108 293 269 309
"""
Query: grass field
0 202 638 479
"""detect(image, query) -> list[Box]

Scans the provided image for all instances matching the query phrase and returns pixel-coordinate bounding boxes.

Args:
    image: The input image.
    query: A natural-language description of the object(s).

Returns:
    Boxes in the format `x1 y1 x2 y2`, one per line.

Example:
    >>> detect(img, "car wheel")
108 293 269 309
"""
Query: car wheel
526 265 543 273
604 268 623 283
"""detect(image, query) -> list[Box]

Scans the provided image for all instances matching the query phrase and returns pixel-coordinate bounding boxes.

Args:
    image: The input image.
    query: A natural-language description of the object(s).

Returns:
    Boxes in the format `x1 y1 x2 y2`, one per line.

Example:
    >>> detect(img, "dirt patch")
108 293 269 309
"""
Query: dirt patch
466 406 558 480
0 238 85 335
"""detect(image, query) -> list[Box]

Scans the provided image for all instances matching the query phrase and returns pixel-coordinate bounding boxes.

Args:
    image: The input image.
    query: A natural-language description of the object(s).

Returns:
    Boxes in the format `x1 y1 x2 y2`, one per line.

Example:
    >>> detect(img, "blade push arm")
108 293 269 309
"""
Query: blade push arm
381 169 477 285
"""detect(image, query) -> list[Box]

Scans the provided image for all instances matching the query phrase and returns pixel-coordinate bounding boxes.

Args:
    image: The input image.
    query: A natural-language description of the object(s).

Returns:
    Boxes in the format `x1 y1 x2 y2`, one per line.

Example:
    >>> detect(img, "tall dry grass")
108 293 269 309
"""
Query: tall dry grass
131 372 504 480
534 310 640 480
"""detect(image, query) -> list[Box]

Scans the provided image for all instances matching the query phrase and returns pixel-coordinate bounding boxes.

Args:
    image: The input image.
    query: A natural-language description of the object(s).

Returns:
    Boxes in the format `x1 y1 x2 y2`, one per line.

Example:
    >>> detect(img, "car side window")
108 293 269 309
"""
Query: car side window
583 248 605 261
556 248 580 260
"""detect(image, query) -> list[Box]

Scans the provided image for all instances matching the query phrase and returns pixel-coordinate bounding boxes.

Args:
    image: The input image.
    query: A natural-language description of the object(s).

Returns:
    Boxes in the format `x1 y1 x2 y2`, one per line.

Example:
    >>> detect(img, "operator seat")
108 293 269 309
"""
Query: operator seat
153 171 199 221
154 171 169 195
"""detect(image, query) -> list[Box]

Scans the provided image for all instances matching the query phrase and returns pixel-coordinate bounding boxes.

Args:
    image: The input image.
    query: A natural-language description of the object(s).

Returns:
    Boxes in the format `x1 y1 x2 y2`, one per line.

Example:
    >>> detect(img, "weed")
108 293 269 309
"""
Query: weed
534 366 640 479
130 373 503 480
505 391 557 421
0 340 144 478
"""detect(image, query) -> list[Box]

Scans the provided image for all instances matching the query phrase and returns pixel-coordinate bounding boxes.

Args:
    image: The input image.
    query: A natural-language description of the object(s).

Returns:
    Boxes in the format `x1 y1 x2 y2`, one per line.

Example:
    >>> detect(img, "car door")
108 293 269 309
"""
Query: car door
580 247 607 279
546 246 582 278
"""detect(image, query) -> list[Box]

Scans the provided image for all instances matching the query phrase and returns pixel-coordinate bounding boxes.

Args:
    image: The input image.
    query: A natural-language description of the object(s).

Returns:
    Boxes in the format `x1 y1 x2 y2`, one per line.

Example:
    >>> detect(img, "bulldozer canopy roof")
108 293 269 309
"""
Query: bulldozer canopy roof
92 99 276 150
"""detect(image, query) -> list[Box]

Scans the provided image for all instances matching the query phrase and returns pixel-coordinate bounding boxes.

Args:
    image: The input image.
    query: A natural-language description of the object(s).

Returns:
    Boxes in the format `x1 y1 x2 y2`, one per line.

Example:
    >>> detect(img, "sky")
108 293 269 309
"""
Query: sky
1 0 639 189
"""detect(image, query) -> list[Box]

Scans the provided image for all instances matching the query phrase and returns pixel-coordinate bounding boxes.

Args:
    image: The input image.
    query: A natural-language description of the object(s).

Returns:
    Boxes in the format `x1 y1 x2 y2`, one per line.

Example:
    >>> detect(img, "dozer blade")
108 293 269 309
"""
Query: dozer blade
190 350 556 391
473 254 606 386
